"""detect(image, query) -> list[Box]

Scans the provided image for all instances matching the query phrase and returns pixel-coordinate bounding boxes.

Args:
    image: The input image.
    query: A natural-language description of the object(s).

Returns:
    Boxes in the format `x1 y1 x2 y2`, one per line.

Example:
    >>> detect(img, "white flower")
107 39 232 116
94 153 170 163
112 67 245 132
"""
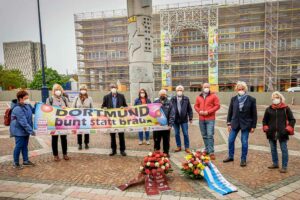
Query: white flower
161 157 165 161
161 165 166 170
148 152 153 156
165 158 169 161
165 163 169 167
188 163 193 168
155 162 160 167
140 166 144 171
200 171 204 176
201 156 205 160
146 162 151 166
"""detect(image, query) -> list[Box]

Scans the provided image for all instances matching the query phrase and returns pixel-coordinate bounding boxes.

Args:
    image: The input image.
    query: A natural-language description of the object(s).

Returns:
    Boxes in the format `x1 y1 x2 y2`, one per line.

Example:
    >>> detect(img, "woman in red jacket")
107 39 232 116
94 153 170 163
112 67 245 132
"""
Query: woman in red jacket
194 83 220 160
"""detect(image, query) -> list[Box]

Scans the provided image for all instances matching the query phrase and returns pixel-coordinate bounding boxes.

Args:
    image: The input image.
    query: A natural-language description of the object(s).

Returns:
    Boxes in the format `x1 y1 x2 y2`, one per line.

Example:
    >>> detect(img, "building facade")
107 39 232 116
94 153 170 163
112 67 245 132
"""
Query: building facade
3 41 46 81
74 0 300 92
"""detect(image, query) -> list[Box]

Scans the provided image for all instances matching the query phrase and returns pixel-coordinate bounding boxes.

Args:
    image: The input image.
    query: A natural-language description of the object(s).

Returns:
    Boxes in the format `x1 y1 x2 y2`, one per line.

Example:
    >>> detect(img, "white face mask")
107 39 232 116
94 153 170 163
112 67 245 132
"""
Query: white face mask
24 99 30 104
111 88 117 94
140 93 145 98
80 90 87 95
55 90 62 96
238 90 245 96
177 91 183 97
272 98 281 105
203 88 210 93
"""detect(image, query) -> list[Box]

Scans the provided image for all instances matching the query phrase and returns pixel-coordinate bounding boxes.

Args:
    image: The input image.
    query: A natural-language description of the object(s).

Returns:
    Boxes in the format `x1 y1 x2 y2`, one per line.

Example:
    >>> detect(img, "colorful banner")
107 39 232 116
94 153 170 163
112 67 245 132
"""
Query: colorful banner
208 26 219 85
33 103 168 135
203 162 237 195
161 30 172 89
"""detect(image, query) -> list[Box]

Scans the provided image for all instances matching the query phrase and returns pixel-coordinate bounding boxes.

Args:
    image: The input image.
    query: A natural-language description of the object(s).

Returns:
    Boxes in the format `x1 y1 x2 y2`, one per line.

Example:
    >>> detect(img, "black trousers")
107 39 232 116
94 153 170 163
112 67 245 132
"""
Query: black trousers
77 134 89 145
52 135 67 156
110 132 126 152
153 130 170 154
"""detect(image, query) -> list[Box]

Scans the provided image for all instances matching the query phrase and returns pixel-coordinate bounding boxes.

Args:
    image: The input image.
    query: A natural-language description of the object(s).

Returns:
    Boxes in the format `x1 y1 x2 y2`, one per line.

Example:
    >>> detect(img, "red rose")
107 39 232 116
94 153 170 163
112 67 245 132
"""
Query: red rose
194 169 199 175
145 169 150 174
152 169 157 174
159 160 164 166
193 161 199 165
150 163 155 167
155 154 161 158
157 168 162 172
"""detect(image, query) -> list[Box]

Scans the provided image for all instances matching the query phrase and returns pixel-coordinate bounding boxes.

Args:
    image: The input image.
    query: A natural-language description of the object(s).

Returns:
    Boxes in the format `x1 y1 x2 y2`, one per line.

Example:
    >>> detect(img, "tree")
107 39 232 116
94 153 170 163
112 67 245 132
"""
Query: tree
29 67 70 90
0 65 27 90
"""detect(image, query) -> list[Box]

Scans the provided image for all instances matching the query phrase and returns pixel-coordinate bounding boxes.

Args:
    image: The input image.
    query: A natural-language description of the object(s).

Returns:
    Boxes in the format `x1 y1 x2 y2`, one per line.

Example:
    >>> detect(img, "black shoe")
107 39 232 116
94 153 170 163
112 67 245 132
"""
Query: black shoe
120 151 127 156
85 144 89 149
268 164 279 169
109 151 116 156
13 163 23 169
223 158 234 163
78 144 82 150
23 161 35 167
240 160 247 167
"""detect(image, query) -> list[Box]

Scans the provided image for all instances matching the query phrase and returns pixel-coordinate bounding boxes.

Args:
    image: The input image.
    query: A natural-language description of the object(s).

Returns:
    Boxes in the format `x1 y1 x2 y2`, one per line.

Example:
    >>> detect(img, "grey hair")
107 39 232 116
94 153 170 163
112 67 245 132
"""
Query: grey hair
158 89 167 95
272 91 286 103
109 83 117 88
176 85 184 91
235 81 248 91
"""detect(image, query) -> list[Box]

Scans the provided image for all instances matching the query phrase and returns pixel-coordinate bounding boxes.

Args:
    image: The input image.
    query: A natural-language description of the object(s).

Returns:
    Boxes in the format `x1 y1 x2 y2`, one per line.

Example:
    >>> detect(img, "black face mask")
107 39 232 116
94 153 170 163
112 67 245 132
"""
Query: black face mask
160 96 166 100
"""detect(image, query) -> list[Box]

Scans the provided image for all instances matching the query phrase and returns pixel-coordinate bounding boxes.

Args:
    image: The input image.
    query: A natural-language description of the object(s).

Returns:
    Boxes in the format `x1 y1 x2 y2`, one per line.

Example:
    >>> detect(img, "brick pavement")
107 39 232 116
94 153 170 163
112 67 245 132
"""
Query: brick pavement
0 103 300 199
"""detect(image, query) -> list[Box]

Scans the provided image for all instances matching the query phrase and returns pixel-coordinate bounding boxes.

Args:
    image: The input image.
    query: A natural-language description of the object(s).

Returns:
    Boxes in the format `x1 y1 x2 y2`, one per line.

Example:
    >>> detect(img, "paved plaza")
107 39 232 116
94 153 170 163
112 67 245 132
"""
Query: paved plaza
0 102 300 200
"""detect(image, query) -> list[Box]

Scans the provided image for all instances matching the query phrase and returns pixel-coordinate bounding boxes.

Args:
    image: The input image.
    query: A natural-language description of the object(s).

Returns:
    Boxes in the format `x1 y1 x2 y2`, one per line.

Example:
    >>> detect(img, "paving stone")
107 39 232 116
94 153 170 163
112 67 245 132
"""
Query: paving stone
0 192 16 197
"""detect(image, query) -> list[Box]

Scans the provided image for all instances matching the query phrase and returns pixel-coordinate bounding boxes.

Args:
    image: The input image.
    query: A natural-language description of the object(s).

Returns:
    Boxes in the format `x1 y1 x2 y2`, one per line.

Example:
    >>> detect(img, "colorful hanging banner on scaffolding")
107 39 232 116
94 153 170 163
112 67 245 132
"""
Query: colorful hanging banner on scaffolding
161 30 172 90
208 26 219 85
33 103 169 135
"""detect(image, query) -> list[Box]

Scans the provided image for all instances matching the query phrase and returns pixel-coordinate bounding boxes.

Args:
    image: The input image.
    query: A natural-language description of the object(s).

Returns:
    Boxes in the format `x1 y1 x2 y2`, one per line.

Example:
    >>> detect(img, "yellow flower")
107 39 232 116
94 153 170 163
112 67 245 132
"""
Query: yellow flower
185 155 193 161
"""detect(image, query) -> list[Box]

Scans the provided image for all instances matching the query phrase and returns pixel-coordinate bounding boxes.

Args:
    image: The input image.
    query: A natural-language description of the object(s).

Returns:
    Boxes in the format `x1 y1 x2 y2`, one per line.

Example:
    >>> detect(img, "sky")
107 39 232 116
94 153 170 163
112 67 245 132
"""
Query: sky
0 0 194 74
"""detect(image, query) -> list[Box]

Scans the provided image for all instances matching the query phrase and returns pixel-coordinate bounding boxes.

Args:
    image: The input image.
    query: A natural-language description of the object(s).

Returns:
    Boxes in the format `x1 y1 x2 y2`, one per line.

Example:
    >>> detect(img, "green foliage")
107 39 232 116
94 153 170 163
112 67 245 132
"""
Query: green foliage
29 67 70 90
0 65 27 90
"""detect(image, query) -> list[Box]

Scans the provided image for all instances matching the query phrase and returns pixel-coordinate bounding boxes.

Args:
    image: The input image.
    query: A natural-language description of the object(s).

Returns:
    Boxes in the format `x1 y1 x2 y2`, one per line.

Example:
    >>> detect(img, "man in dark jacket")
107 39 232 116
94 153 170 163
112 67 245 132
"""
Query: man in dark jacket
224 81 257 167
153 89 175 157
171 85 193 153
102 83 128 156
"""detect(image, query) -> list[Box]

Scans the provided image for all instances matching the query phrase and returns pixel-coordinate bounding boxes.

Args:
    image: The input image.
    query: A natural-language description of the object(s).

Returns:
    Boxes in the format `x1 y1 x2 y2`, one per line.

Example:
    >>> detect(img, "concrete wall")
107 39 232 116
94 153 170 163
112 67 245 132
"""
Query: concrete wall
1 90 300 105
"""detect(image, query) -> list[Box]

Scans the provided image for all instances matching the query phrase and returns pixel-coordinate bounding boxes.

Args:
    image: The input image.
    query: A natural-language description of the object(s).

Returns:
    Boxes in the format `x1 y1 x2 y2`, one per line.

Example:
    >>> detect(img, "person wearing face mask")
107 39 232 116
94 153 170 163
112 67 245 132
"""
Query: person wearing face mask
171 85 193 153
223 81 257 167
102 83 128 156
194 83 220 160
134 89 151 145
46 84 70 161
153 89 175 157
72 85 93 150
10 90 36 169
262 92 296 173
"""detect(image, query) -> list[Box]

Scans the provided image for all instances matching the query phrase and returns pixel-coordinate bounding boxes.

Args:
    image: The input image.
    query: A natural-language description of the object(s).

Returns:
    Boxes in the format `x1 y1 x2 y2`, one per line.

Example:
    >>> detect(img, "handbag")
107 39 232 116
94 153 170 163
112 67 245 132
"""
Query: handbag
285 108 294 135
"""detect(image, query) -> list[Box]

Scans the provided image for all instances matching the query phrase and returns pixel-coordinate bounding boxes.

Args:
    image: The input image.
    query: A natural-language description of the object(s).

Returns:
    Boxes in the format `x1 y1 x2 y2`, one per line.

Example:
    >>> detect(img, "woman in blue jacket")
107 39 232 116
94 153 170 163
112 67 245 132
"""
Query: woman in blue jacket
10 90 35 169
134 89 151 145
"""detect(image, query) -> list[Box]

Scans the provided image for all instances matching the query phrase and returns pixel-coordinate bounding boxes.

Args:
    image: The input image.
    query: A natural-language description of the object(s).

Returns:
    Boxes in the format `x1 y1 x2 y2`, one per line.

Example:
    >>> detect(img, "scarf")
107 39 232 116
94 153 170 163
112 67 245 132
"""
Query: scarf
237 93 248 111
271 102 287 109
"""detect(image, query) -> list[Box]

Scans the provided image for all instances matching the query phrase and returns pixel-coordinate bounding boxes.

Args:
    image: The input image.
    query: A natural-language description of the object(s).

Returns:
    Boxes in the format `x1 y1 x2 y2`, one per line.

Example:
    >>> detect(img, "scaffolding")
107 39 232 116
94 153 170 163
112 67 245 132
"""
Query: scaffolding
74 0 300 91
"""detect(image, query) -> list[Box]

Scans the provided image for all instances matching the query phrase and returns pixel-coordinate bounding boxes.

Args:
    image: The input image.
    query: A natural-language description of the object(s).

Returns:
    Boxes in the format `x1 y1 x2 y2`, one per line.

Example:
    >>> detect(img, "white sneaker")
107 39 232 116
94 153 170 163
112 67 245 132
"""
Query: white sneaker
139 141 143 145
146 140 150 145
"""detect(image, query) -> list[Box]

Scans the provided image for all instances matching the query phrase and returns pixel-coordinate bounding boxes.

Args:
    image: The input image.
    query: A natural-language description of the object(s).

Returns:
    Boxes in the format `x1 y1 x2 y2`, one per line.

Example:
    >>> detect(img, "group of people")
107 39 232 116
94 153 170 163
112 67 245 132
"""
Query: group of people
9 81 296 173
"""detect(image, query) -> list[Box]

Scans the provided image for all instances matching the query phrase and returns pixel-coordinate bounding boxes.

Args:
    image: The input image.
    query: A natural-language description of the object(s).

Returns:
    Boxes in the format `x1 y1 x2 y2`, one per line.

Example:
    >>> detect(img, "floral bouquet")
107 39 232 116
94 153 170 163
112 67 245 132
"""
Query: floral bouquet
118 151 172 195
181 150 210 179
140 151 172 175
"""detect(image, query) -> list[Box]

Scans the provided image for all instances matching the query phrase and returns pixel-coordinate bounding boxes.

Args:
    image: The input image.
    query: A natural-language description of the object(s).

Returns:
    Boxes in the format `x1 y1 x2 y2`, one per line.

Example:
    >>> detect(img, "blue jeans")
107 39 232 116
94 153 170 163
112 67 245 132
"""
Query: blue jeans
269 140 288 168
13 136 29 164
174 123 189 148
199 120 215 154
228 129 249 161
138 131 150 141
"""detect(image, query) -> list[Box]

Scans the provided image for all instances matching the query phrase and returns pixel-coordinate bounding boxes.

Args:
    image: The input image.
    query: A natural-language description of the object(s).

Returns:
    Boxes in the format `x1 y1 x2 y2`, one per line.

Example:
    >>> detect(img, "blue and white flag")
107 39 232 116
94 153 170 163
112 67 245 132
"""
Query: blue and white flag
203 162 237 195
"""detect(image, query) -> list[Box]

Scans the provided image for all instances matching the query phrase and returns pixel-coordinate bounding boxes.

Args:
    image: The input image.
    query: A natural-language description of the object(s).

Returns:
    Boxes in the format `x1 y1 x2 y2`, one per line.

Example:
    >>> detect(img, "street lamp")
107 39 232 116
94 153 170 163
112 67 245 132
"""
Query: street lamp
37 0 48 103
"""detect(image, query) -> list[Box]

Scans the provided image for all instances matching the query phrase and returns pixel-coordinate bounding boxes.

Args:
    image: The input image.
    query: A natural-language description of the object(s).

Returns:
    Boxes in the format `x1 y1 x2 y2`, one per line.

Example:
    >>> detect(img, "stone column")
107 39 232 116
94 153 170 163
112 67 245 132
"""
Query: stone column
127 0 154 104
